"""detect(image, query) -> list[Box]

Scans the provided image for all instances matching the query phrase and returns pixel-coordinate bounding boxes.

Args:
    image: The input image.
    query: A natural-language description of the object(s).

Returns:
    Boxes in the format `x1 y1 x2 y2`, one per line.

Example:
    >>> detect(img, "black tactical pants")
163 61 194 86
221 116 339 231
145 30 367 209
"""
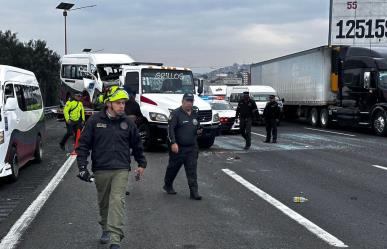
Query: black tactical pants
164 145 198 192
60 121 81 146
240 118 252 147
265 119 277 141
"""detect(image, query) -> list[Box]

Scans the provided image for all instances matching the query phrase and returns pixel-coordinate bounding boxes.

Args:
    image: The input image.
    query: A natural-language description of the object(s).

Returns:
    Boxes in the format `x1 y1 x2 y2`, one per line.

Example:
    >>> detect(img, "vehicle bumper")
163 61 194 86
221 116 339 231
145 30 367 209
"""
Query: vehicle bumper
201 123 220 137
148 122 168 143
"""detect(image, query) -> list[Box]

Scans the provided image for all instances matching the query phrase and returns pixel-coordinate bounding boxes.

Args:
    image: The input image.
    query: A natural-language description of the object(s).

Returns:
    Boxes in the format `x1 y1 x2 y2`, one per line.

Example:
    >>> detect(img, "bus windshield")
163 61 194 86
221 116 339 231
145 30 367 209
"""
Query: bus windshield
141 69 194 94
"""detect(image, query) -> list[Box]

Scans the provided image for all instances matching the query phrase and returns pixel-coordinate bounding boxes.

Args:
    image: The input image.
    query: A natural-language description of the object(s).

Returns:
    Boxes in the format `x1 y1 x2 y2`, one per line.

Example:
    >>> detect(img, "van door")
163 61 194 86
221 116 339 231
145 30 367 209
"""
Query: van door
2 83 18 163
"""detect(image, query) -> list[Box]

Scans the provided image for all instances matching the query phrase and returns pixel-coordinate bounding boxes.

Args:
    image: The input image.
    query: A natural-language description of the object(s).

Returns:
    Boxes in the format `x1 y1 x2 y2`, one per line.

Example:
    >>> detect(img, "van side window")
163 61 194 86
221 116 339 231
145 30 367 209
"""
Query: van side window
125 72 139 94
4 84 15 103
14 85 43 112
62 65 87 80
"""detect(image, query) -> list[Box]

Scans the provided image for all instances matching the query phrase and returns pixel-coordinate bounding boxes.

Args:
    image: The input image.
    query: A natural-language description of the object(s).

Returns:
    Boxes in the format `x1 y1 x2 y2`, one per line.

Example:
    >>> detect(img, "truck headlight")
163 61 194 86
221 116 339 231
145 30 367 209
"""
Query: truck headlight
213 113 219 123
0 131 4 144
149 112 168 122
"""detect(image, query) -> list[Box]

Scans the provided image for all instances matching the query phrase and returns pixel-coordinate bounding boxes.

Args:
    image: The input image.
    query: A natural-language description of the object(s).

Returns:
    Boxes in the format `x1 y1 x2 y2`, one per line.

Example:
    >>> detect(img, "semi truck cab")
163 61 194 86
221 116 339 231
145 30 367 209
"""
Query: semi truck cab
120 64 220 149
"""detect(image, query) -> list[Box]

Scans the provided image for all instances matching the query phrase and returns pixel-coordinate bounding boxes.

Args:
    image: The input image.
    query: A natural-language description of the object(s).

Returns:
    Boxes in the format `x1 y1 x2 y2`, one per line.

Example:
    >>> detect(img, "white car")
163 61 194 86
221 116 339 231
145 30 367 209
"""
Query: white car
209 100 239 132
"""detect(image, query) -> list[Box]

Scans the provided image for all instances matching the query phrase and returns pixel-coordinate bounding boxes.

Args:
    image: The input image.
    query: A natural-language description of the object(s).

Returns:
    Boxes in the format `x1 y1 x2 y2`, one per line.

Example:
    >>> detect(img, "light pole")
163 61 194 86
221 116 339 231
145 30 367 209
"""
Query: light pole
56 2 96 55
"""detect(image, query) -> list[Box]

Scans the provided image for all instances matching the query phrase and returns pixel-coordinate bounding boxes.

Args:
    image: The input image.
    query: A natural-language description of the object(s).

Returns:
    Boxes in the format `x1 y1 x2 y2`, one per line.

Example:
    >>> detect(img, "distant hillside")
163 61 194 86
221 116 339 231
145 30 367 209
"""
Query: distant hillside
199 63 250 80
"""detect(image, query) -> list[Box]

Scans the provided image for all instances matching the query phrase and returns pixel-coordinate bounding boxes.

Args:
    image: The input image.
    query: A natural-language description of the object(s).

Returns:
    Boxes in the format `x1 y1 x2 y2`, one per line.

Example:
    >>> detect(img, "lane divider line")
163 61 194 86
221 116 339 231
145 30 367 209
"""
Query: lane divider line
372 165 387 171
251 132 266 137
304 127 356 137
222 168 348 248
0 155 77 249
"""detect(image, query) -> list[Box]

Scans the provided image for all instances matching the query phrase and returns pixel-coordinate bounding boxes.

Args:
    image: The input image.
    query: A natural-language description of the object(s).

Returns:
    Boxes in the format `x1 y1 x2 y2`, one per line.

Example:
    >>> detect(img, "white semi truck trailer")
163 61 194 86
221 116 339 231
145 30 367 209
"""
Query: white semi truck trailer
251 46 387 136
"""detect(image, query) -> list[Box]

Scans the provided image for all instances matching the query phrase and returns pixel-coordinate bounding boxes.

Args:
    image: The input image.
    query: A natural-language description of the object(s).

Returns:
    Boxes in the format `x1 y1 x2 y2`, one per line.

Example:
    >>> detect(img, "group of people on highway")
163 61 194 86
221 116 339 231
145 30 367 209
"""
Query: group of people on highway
59 88 280 249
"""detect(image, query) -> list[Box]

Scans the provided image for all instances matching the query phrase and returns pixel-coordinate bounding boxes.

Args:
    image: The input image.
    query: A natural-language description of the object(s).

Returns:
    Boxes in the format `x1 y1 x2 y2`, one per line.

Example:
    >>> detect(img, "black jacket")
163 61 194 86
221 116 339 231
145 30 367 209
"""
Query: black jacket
76 110 147 172
125 100 144 118
263 101 280 120
168 107 200 147
235 98 258 119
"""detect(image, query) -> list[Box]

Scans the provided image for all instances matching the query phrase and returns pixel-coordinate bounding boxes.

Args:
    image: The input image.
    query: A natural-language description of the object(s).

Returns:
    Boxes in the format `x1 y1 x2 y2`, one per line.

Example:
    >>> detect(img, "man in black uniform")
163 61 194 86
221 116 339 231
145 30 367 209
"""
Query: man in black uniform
263 95 281 143
124 91 144 126
163 93 202 200
235 91 258 150
76 88 147 249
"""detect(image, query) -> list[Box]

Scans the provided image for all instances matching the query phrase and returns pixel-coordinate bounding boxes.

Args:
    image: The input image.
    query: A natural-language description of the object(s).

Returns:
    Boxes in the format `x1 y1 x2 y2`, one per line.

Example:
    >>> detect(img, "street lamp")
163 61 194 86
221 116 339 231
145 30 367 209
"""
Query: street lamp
56 2 74 55
56 2 96 55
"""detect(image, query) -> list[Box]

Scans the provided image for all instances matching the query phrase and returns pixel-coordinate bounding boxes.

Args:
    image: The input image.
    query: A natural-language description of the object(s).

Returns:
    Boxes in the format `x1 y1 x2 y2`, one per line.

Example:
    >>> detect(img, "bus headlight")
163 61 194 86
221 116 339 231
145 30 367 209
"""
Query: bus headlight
149 112 168 122
0 131 4 144
213 113 219 123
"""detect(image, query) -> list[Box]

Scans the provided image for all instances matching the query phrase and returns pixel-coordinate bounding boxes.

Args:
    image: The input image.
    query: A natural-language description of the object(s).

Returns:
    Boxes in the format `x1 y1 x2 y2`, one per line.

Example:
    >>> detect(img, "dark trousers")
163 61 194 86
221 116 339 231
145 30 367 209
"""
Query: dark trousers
265 119 277 141
60 121 81 146
164 145 198 192
240 118 252 147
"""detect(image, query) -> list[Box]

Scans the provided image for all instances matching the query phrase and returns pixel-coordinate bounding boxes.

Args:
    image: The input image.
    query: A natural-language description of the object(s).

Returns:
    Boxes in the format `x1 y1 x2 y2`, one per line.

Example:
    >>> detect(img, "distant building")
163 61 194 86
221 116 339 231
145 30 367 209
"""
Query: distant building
242 71 250 85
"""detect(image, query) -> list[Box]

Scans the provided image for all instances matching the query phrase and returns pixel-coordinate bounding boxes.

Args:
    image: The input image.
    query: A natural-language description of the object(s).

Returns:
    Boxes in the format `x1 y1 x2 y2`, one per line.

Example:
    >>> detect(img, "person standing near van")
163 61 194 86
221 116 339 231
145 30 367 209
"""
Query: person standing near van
263 95 281 143
163 93 202 200
124 90 144 126
76 87 147 249
59 93 85 150
235 91 258 150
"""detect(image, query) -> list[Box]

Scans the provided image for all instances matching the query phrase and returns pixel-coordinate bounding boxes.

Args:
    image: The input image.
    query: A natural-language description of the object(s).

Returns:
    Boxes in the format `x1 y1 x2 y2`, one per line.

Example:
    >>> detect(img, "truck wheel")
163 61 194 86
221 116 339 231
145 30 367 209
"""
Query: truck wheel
9 147 19 182
33 135 43 163
310 108 319 127
320 109 329 128
372 111 387 136
138 123 153 150
198 137 215 149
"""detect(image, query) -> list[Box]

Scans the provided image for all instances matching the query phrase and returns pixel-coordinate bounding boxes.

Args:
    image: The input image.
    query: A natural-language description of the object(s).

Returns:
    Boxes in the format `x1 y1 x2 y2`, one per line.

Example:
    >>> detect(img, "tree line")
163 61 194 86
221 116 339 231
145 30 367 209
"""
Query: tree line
0 30 61 106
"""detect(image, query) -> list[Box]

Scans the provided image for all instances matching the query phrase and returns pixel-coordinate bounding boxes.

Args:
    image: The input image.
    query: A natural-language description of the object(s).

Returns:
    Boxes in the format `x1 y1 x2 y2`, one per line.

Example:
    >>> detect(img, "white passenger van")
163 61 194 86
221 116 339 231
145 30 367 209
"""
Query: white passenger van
0 65 45 181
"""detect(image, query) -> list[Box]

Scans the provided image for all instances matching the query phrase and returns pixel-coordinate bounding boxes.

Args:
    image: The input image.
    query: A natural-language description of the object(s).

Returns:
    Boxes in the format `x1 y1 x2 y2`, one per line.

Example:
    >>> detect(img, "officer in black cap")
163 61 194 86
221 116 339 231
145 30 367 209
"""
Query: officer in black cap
235 91 258 150
163 93 203 200
263 94 281 143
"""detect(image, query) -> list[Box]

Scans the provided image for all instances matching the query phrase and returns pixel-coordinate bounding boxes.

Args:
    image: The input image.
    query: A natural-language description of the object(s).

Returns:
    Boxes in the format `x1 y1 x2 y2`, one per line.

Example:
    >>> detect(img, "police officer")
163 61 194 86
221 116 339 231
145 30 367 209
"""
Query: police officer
163 93 202 200
263 95 281 143
235 91 258 150
76 87 147 249
59 92 85 150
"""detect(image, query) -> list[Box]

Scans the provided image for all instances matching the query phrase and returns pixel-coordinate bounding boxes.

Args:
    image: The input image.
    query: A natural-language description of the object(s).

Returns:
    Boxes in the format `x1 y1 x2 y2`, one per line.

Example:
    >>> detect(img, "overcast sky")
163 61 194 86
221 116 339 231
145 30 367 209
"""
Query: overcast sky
0 0 330 73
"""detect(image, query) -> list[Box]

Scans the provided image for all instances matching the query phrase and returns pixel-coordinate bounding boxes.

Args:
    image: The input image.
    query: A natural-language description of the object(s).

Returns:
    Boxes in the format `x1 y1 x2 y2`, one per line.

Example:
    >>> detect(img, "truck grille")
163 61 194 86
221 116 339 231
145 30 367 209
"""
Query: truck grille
198 110 212 122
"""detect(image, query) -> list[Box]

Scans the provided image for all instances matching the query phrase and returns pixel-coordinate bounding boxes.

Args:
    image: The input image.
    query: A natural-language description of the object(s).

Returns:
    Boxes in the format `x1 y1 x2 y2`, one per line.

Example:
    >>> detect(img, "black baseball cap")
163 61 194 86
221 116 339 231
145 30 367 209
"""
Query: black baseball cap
243 91 249 95
183 93 194 101
269 94 276 99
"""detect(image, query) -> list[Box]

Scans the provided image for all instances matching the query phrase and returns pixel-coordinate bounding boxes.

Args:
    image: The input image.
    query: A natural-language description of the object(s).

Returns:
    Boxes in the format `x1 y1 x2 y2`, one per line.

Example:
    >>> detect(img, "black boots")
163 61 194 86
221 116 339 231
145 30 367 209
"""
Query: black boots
163 185 177 195
100 231 110 244
190 189 202 200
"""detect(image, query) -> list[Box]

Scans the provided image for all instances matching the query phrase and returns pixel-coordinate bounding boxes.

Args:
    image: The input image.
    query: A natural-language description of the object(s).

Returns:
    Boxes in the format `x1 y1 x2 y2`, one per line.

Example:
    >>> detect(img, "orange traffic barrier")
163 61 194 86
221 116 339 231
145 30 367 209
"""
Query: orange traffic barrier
70 128 81 156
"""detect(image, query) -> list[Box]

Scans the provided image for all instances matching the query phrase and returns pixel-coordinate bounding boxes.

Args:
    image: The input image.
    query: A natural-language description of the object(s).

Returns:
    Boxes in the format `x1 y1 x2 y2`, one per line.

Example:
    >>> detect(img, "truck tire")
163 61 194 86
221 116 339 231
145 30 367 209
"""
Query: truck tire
9 147 19 182
310 108 319 127
138 123 153 150
372 110 387 136
33 135 43 163
198 136 215 149
319 108 329 128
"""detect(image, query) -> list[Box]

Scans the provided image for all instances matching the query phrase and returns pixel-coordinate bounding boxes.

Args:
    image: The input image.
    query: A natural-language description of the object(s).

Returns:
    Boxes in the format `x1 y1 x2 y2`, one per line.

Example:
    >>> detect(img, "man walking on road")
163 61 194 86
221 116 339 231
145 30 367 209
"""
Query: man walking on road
235 91 258 150
76 87 147 249
163 93 203 200
59 92 85 150
263 95 281 143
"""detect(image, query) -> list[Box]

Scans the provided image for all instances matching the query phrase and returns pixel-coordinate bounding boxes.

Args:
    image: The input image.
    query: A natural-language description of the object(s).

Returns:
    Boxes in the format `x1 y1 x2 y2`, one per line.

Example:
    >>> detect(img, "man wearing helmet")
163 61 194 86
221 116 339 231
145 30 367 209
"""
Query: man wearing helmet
76 87 147 249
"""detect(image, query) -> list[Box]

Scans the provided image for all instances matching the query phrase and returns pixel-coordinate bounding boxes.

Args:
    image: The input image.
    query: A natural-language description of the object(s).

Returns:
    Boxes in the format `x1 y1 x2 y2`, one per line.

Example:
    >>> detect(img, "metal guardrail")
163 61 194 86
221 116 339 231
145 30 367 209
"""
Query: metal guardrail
44 106 60 118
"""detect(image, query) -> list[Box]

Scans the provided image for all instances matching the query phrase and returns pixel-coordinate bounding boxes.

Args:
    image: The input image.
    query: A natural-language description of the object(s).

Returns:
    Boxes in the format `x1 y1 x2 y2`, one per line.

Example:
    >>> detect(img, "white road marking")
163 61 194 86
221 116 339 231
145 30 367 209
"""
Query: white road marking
222 168 348 248
304 127 356 137
251 132 266 137
372 165 387 171
0 156 77 249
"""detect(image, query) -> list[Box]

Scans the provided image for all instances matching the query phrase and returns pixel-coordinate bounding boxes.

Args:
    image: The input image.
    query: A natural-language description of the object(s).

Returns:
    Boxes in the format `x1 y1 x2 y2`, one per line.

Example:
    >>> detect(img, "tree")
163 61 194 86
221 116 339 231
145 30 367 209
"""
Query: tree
0 30 61 106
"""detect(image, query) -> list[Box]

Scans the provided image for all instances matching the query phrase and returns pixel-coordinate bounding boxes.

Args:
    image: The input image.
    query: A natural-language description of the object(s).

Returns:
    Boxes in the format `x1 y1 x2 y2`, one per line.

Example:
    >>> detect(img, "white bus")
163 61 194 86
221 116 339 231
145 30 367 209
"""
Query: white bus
0 65 45 181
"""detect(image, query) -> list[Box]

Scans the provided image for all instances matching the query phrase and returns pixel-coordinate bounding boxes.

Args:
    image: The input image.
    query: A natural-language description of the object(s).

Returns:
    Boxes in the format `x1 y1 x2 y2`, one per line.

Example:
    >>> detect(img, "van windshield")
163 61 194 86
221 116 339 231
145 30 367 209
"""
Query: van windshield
251 93 271 102
141 69 194 94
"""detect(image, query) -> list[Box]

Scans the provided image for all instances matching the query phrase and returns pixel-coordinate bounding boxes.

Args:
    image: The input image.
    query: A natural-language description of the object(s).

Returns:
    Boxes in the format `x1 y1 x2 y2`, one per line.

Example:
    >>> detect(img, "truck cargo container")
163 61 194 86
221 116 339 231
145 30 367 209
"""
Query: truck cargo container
251 46 387 136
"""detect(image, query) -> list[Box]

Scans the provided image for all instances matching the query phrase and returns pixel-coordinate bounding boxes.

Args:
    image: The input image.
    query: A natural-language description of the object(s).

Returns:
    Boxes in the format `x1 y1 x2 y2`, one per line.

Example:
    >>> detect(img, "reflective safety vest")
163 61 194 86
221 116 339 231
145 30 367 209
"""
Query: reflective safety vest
64 100 85 123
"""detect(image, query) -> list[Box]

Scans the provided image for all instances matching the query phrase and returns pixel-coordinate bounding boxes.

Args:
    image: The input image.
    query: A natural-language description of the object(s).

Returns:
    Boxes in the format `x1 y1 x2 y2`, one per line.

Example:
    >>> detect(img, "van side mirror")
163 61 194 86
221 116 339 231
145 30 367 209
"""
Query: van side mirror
4 97 17 111
364 72 371 89
197 78 204 95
